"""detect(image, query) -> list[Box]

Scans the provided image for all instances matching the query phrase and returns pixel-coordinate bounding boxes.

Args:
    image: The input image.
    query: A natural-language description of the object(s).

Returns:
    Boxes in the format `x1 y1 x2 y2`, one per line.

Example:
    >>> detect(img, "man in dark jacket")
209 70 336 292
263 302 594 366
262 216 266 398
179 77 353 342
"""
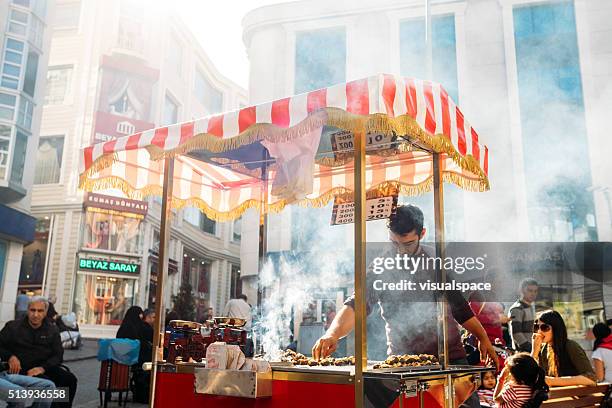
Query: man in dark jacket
0 297 77 407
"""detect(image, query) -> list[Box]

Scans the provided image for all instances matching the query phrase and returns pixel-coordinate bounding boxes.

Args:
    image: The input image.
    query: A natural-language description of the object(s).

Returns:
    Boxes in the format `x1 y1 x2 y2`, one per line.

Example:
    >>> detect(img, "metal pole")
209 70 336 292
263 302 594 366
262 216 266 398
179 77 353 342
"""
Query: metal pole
256 152 269 355
425 0 433 80
41 214 56 296
354 130 367 408
433 153 452 407
149 157 175 408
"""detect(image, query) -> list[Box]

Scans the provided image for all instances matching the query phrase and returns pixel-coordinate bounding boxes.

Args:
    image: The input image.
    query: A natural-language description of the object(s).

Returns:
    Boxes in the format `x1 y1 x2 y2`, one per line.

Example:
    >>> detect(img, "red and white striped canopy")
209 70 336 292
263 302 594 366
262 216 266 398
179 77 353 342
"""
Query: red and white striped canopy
79 74 490 221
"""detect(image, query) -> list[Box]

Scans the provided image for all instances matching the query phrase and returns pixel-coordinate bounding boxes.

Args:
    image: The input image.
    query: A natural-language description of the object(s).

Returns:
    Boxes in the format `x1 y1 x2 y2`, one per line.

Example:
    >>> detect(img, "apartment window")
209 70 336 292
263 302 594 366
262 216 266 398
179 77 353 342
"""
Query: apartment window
28 15 44 49
8 9 29 37
10 130 27 184
45 66 72 104
81 210 143 253
12 0 46 17
22 51 38 97
54 2 80 29
34 136 63 184
17 96 34 129
31 0 46 18
2 38 25 90
0 93 17 121
230 265 241 299
183 207 199 226
294 27 346 94
167 34 183 75
163 94 178 125
184 207 216 235
0 125 11 179
513 2 596 241
195 70 223 114
232 218 241 241
399 14 458 101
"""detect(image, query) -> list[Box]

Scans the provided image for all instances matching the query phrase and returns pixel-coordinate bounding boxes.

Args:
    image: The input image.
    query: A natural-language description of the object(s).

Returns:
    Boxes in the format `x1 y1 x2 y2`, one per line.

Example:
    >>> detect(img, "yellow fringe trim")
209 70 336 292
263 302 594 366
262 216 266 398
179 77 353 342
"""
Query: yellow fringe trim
78 171 484 222
325 109 490 191
145 110 329 160
80 109 489 187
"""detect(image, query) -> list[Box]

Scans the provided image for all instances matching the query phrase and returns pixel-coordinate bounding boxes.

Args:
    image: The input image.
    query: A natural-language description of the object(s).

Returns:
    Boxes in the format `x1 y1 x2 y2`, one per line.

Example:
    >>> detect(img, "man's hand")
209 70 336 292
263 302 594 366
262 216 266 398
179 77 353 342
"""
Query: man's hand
8 355 21 374
26 367 45 377
479 339 499 370
312 334 339 361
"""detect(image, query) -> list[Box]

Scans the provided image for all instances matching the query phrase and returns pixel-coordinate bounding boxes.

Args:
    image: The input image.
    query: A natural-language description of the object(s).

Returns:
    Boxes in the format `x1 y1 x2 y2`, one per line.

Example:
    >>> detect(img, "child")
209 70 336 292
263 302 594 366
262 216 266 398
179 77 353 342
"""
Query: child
478 370 497 407
494 353 549 408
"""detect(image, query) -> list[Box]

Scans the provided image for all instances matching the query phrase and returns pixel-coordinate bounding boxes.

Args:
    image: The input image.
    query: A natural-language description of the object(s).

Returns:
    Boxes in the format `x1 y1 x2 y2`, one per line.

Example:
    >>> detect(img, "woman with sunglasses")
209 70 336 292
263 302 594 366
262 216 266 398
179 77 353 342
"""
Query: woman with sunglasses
531 310 596 387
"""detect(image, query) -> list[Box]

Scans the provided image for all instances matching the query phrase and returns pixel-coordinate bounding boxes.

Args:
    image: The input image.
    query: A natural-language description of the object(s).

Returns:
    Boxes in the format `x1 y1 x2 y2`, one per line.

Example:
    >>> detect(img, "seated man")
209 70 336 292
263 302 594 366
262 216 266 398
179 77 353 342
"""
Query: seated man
0 368 56 408
0 297 77 407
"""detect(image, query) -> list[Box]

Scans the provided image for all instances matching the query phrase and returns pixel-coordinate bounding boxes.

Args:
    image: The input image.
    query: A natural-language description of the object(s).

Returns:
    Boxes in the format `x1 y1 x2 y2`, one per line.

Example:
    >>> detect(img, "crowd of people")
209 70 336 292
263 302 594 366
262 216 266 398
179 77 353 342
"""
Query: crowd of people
472 277 612 408
2 205 610 408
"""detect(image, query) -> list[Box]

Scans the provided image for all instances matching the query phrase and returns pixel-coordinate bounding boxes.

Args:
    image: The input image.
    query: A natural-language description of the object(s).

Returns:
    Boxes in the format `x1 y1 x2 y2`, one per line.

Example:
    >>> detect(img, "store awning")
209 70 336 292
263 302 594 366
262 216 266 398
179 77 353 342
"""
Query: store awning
0 203 36 244
78 74 490 222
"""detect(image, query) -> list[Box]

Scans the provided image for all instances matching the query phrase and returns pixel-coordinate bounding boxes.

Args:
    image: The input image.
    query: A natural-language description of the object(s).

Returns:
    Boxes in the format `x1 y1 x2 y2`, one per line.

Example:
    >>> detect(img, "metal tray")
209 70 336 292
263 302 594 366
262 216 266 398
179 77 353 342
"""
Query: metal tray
194 368 272 398
363 365 492 380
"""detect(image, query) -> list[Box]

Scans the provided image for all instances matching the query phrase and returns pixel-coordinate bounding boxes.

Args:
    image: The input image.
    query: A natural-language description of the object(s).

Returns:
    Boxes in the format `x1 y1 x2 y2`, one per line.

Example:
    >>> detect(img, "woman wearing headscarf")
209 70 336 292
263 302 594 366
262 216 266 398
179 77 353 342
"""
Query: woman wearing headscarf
531 310 596 386
116 306 151 363
116 306 151 403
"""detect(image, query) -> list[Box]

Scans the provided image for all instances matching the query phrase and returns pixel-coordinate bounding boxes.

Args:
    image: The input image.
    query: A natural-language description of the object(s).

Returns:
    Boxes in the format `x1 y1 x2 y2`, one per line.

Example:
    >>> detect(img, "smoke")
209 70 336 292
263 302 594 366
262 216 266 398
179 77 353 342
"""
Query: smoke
254 205 354 359
245 0 612 358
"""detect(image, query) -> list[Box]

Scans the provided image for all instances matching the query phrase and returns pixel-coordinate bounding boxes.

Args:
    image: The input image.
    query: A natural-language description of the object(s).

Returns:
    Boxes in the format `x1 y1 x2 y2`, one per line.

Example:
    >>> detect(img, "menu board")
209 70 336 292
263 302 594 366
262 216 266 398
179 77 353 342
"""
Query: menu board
330 195 398 225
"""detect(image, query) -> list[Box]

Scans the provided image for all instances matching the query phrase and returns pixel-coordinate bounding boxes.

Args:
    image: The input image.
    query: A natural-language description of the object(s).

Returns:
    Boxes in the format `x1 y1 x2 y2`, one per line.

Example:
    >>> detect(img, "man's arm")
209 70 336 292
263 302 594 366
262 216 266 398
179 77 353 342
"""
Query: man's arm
508 306 530 351
445 291 498 368
40 330 63 372
0 322 15 361
312 305 355 360
462 316 499 369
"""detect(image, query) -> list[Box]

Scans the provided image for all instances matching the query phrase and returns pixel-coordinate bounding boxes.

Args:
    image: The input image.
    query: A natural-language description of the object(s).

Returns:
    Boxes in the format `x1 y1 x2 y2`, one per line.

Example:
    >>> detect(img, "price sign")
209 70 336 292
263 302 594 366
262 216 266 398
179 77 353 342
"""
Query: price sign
403 380 418 398
330 195 398 225
331 131 395 154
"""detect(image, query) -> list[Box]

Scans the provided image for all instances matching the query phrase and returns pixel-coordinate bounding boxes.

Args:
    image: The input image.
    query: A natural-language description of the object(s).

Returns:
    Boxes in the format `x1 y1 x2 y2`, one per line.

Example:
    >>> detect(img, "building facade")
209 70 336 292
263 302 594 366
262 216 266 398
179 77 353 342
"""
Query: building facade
0 0 53 327
241 0 612 346
28 0 247 337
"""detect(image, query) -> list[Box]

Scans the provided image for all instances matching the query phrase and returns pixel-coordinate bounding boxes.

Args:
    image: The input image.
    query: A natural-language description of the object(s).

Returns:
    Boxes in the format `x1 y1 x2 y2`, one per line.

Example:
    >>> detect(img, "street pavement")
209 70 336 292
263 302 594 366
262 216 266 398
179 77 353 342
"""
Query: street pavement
63 340 148 408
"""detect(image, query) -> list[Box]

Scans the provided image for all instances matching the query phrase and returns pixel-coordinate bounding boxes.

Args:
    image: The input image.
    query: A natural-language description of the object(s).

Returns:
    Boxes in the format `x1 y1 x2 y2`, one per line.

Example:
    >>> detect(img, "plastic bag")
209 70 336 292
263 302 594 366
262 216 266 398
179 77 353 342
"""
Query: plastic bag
61 312 78 329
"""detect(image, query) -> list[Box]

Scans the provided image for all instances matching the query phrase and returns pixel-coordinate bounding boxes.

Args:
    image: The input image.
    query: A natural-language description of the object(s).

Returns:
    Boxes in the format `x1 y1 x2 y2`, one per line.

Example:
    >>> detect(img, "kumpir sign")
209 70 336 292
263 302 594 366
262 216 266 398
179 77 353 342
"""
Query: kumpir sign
79 258 140 274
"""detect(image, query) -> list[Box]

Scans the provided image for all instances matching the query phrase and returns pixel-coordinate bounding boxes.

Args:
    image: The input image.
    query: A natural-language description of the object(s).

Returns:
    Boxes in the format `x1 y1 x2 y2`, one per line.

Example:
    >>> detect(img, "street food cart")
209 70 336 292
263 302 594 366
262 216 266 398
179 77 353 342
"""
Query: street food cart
78 74 491 407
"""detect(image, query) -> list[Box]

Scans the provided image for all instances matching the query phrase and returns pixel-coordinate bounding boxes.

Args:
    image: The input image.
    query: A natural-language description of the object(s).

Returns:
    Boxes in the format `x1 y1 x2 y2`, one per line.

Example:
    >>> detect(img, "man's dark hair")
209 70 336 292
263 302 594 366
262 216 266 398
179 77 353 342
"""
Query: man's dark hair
606 318 612 327
519 278 538 291
238 294 247 302
143 309 154 318
387 205 424 236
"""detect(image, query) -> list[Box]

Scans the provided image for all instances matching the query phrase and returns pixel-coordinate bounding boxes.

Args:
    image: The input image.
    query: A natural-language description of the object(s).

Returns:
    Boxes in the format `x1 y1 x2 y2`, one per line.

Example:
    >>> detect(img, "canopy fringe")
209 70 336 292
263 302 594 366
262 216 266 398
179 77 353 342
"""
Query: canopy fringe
78 172 483 222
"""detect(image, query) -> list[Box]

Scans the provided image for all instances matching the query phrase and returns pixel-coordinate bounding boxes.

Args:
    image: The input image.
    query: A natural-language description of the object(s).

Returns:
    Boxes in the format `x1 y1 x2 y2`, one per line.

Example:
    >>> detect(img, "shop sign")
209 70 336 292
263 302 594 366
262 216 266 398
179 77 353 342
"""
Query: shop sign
84 193 148 216
79 258 140 274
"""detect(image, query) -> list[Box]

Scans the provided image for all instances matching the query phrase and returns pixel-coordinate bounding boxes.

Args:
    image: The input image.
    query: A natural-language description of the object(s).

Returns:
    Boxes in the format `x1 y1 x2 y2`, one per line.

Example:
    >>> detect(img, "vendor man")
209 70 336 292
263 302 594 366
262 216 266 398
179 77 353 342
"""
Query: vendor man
312 204 498 366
